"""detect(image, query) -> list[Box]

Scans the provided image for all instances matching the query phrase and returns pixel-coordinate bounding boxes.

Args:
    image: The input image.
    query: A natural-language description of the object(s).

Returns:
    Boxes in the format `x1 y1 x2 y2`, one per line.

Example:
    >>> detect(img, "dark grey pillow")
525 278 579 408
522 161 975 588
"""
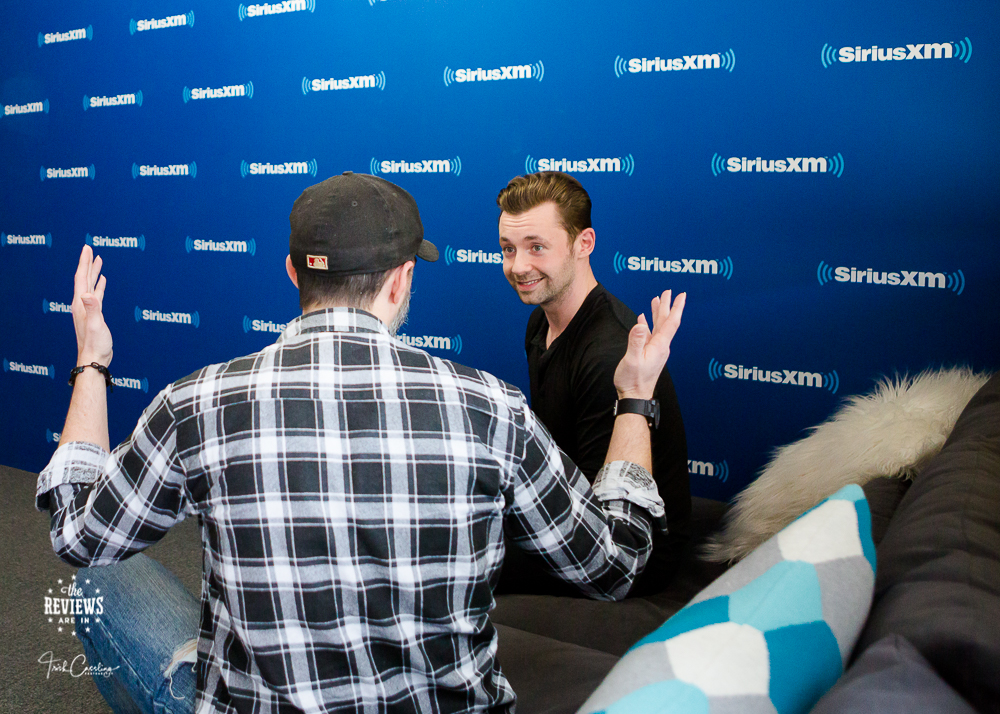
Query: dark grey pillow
861 477 911 547
856 373 1000 713
811 634 977 714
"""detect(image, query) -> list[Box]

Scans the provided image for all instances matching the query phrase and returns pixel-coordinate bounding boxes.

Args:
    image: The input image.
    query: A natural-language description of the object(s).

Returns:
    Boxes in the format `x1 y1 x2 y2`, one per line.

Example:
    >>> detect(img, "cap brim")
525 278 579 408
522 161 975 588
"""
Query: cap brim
416 239 439 262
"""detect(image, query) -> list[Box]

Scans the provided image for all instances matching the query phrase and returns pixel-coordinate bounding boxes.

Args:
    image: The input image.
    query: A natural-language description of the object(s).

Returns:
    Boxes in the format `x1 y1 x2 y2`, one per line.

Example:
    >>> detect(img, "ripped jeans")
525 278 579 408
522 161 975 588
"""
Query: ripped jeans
75 554 198 714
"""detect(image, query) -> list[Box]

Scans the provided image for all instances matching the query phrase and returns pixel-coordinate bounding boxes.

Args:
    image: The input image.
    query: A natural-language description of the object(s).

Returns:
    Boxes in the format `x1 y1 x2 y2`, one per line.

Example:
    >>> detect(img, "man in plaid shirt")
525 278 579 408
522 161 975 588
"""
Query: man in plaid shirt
38 172 686 713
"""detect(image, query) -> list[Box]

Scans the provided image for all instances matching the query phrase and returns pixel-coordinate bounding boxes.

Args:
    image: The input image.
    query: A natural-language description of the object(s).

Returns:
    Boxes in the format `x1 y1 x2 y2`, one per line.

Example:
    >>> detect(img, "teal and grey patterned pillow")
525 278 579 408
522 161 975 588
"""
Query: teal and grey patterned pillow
578 484 876 714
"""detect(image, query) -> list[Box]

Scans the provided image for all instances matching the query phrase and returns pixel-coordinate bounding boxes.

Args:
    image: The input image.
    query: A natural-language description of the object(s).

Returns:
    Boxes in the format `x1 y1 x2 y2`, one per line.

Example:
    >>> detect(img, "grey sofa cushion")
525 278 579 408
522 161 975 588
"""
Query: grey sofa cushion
811 634 977 714
856 372 1000 713
496 624 618 714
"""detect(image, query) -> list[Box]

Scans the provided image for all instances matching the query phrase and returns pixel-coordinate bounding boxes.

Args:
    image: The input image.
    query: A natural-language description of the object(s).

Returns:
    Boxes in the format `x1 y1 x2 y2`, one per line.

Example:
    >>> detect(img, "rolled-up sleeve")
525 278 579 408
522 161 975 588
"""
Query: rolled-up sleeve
503 403 662 601
36 388 189 567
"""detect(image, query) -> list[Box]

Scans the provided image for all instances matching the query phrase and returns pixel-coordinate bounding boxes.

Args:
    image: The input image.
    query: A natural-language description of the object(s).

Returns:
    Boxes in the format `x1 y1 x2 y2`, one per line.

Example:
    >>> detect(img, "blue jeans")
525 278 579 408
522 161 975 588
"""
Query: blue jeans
75 554 199 714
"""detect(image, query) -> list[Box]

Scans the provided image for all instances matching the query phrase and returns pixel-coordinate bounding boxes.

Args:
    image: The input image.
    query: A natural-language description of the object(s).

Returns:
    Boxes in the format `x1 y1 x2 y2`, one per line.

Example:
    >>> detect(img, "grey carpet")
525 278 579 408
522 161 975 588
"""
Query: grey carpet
1 464 202 714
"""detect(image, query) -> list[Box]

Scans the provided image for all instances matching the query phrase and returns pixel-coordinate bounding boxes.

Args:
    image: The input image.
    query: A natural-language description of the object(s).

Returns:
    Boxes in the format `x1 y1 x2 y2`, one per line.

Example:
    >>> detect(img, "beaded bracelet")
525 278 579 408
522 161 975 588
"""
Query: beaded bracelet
68 362 114 391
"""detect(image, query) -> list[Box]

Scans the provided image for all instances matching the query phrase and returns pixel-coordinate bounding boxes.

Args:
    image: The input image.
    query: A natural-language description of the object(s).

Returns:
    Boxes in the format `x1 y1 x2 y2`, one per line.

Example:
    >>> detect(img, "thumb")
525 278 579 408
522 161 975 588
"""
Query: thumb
81 294 100 314
628 313 650 350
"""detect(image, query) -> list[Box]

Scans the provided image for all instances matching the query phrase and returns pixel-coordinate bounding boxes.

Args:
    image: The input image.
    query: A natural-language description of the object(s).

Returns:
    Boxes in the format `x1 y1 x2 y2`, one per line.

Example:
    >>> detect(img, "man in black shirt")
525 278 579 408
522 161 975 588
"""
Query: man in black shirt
496 171 690 595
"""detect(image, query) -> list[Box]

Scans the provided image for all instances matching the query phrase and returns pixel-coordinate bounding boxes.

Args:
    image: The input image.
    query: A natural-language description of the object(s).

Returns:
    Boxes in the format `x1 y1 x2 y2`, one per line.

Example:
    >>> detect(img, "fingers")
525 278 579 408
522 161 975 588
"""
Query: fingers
74 246 93 298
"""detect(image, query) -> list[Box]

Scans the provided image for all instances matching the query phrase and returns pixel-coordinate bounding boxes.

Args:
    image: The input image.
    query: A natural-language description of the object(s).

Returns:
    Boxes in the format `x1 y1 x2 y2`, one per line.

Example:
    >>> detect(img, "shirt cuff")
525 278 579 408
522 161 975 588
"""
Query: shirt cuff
36 441 109 511
592 460 668 534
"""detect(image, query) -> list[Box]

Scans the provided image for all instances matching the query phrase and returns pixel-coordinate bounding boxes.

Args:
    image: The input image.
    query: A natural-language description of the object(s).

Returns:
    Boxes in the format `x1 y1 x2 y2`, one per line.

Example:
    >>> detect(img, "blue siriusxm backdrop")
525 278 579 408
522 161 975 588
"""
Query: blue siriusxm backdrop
2 1 997 500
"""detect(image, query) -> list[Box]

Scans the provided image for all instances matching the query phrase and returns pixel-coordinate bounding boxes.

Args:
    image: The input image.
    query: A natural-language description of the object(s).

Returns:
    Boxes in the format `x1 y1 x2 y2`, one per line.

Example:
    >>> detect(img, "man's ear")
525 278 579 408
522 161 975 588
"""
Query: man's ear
286 255 299 288
387 260 415 306
574 227 596 259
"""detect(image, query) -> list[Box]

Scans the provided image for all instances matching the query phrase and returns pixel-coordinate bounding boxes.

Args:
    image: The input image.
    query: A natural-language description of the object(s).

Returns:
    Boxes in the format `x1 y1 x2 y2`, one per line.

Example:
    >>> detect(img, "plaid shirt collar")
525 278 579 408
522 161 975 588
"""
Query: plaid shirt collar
277 307 390 342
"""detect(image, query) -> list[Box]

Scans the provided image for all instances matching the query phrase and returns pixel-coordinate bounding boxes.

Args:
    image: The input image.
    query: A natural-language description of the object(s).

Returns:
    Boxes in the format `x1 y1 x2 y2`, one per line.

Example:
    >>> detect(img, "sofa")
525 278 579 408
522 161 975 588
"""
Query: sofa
492 371 999 714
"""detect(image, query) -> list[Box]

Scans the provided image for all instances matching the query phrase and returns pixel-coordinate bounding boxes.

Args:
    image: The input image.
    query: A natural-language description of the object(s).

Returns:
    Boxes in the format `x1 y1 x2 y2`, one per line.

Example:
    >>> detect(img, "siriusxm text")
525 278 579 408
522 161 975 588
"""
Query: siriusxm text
192 239 249 253
378 160 452 174
47 301 72 313
88 94 136 108
251 320 286 333
688 461 716 476
91 236 139 248
839 43 954 63
43 29 87 44
453 65 532 82
111 377 144 390
724 364 825 388
190 85 246 100
245 1 308 17
398 335 454 350
834 267 949 289
310 76 378 91
628 55 722 72
536 158 624 173
137 14 188 31
8 362 50 376
46 167 91 179
138 164 189 176
726 157 828 173
455 249 501 264
141 310 193 324
4 102 44 115
5 234 47 245
625 257 720 274
246 162 310 175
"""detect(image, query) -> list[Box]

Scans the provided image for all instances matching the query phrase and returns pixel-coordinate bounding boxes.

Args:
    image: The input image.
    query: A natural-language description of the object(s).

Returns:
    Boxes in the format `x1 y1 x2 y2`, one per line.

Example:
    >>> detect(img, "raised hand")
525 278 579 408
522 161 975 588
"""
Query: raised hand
72 245 113 367
613 290 686 400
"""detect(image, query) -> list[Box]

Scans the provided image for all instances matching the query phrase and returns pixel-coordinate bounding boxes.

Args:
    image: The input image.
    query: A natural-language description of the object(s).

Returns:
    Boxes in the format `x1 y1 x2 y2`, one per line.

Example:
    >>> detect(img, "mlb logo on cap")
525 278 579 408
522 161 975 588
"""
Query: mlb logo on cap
307 255 328 270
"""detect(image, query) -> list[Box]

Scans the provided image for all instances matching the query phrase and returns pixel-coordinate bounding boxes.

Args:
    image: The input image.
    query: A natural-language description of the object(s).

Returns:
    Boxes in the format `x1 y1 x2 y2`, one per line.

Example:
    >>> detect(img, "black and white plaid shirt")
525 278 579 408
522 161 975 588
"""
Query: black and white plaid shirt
38 308 661 714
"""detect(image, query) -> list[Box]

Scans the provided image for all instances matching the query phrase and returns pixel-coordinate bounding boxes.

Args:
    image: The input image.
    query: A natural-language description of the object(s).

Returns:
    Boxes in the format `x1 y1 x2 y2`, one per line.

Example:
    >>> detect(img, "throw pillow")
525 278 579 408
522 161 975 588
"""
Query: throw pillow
577 484 876 714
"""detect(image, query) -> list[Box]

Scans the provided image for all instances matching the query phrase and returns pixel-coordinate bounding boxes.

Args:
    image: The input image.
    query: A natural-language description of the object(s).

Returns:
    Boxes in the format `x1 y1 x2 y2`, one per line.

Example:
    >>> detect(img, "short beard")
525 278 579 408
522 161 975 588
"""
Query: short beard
386 288 411 337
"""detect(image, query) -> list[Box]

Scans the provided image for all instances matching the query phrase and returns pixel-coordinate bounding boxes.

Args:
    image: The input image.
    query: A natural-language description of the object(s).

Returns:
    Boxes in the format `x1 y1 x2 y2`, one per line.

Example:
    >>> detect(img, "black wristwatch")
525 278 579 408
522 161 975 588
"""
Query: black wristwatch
613 398 660 429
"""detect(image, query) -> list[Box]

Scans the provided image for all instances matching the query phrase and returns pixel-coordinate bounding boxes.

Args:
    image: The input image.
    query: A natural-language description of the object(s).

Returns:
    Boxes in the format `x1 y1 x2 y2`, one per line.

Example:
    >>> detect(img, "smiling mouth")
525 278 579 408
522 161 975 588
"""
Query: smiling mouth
516 278 543 288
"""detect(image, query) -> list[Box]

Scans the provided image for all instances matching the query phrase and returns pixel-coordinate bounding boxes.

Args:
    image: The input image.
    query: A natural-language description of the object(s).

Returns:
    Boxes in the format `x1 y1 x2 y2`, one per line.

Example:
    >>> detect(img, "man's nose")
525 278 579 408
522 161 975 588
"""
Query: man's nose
509 249 532 275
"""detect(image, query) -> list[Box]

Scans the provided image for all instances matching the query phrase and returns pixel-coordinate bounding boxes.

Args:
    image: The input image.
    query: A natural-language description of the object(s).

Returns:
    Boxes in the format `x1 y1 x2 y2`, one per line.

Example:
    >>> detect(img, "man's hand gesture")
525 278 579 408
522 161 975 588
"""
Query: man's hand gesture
613 290 686 400
72 245 113 368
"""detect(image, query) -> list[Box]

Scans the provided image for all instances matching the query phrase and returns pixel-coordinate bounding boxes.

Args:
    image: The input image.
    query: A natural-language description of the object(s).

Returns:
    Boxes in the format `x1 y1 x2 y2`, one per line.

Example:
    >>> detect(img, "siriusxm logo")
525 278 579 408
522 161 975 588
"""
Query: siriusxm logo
185 236 257 255
613 49 736 77
132 162 196 178
40 165 95 181
241 159 317 177
2 233 52 247
817 261 965 295
711 153 845 177
443 61 544 86
3 99 49 116
302 73 386 93
135 307 200 327
821 38 973 67
689 459 730 483
39 26 93 46
525 154 635 176
239 0 315 20
42 298 72 314
183 83 253 102
130 12 194 34
83 91 142 110
398 333 463 354
443 246 502 266
86 234 146 250
3 359 55 379
370 157 461 176
111 376 150 392
46 429 61 444
242 316 286 334
708 358 840 393
613 252 733 279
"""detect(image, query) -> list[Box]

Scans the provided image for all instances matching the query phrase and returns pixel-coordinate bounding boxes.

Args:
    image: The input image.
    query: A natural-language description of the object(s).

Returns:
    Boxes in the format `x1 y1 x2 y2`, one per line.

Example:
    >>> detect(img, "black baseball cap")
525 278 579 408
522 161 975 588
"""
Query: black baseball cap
289 171 438 275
